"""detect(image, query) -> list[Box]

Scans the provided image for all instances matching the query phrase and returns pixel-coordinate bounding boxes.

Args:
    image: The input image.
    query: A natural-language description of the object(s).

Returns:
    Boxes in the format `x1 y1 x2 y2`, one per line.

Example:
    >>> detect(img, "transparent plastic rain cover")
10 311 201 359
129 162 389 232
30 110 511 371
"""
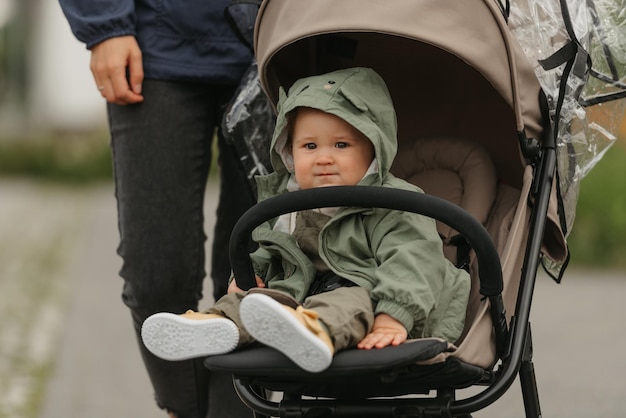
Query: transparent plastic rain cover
509 0 625 240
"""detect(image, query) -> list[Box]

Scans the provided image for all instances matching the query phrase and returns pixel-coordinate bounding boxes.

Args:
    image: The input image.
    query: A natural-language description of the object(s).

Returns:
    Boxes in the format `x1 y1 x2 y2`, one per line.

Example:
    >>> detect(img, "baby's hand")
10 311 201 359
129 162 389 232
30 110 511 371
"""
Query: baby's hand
357 313 408 349
227 275 266 294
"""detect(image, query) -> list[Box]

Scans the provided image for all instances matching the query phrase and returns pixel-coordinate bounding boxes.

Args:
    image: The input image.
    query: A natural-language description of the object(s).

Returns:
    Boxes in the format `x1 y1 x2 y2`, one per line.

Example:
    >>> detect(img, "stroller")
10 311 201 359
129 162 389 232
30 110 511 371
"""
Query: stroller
209 0 626 417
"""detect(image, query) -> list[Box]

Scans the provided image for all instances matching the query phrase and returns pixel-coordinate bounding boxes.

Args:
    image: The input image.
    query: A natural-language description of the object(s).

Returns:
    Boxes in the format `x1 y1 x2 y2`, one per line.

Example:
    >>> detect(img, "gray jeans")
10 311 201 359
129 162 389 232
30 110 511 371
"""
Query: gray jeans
109 80 254 418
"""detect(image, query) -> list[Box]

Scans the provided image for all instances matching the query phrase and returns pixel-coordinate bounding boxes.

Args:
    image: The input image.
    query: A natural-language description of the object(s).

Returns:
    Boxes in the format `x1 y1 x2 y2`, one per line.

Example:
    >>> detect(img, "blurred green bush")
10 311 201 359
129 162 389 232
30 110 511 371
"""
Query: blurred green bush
567 142 626 268
0 130 222 184
0 131 624 268
0 131 112 184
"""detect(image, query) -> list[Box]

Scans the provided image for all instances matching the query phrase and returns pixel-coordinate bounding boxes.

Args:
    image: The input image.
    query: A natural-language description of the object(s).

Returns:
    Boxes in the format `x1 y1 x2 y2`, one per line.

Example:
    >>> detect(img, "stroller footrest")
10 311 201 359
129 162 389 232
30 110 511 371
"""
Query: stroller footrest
205 338 487 398
205 338 451 377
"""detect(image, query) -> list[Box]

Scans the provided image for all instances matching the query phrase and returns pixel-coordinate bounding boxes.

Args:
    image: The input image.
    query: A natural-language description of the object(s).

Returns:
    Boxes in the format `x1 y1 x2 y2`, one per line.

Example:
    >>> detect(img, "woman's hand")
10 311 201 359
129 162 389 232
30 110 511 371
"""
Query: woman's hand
227 275 266 294
90 36 144 105
357 313 408 349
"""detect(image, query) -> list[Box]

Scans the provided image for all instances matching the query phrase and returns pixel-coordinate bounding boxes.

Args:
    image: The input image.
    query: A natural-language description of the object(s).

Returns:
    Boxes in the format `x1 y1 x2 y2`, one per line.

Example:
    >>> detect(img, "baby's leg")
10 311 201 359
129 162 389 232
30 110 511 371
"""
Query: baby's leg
304 287 375 351
206 291 257 346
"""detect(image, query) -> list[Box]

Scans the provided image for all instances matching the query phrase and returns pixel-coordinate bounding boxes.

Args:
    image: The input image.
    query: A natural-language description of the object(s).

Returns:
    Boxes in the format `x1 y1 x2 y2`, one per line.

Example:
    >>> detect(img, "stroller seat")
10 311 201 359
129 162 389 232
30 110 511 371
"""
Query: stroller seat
391 136 497 267
205 137 501 400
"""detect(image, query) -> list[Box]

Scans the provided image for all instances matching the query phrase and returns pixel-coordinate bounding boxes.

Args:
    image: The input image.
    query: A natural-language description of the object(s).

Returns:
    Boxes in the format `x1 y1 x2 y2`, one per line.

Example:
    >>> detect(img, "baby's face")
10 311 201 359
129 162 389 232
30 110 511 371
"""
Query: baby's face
291 108 374 189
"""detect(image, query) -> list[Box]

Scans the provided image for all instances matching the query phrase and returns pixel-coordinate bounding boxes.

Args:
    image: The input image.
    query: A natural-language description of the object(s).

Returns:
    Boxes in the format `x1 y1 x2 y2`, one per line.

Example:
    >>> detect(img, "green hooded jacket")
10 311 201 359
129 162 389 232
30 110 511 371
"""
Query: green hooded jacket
250 67 470 342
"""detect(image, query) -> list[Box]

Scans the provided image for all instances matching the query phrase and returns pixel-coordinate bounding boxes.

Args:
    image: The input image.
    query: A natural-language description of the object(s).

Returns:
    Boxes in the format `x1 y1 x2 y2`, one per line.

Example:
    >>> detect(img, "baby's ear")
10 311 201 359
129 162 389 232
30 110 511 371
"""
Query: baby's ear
339 86 369 112
277 87 288 114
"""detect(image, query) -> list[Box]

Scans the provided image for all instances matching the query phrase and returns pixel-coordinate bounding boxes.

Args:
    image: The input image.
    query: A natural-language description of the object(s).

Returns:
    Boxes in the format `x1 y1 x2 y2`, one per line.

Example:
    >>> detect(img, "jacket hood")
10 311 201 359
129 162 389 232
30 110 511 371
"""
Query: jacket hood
270 67 398 182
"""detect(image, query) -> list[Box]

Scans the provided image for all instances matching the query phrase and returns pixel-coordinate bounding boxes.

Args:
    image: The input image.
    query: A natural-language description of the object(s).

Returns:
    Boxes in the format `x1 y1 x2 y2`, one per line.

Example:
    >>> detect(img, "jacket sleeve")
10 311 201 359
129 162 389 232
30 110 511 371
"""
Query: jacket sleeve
58 0 136 48
367 210 450 334
250 224 317 302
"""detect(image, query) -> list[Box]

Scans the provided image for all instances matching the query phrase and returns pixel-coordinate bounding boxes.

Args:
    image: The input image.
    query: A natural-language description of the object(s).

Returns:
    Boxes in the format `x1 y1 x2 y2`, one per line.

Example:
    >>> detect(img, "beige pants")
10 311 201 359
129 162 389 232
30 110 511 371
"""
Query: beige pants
207 287 375 351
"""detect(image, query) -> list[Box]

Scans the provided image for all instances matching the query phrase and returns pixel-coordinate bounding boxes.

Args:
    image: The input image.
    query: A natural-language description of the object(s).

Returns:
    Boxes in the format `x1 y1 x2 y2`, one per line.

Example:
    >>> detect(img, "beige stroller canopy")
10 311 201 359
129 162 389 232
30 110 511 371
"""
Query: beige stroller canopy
254 0 625 249
255 0 544 167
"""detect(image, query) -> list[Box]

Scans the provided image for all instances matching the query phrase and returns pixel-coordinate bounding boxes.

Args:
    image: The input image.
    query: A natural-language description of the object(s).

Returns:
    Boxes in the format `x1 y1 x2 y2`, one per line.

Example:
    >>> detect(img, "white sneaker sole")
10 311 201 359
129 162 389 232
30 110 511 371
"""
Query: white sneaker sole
141 313 239 361
240 293 332 373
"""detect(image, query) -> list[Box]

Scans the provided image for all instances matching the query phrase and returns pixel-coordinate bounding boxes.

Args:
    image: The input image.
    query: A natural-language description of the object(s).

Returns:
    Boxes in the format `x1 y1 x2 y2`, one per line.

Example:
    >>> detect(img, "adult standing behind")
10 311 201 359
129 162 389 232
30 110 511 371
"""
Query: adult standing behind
58 1 256 417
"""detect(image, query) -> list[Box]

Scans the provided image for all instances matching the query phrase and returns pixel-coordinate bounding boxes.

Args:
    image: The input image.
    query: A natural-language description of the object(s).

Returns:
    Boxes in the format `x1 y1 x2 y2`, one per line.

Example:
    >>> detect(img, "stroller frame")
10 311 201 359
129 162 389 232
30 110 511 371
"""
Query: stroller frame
216 128 554 418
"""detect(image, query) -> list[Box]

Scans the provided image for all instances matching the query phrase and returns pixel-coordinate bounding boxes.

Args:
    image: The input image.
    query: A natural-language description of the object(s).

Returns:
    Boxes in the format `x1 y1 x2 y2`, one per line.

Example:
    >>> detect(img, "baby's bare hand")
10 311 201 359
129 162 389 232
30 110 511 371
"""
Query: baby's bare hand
227 275 265 294
357 313 407 350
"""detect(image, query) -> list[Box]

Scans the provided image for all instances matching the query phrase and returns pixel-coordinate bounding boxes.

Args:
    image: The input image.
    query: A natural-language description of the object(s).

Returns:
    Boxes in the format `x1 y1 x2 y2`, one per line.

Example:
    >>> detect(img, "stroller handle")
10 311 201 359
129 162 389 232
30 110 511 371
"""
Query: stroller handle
229 185 503 297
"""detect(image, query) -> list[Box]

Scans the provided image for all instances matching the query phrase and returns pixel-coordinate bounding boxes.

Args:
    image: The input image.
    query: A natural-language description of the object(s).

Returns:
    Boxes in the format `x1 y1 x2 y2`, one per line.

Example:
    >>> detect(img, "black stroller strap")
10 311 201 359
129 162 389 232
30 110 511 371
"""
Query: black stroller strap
535 0 589 238
537 0 591 135
307 272 357 297
449 235 471 273
538 41 580 72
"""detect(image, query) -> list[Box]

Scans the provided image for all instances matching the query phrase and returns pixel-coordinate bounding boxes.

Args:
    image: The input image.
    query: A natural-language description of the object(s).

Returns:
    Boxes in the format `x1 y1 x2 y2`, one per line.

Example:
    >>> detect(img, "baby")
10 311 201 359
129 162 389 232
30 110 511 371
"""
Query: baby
142 67 470 373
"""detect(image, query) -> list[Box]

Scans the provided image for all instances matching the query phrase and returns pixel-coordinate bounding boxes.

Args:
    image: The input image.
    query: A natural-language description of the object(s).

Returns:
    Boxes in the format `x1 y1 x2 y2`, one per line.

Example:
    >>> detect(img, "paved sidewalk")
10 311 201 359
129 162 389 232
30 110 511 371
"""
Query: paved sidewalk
468 268 626 417
35 182 163 418
35 181 220 418
1 179 625 418
0 180 115 418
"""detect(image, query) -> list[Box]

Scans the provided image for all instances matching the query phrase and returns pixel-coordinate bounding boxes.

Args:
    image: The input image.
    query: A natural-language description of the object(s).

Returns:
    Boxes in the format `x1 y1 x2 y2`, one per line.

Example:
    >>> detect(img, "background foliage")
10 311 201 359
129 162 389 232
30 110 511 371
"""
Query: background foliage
567 140 626 268
0 132 112 184
0 130 624 268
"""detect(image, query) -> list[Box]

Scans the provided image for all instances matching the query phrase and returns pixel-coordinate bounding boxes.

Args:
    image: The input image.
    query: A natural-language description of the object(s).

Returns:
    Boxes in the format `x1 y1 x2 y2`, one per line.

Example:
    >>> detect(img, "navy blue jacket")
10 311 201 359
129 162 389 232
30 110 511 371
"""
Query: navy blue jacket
59 0 252 84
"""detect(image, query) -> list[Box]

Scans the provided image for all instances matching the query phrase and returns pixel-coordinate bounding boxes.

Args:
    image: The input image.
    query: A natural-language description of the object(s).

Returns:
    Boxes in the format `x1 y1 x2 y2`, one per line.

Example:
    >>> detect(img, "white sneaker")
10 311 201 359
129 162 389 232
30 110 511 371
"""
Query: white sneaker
141 312 239 361
240 293 333 373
